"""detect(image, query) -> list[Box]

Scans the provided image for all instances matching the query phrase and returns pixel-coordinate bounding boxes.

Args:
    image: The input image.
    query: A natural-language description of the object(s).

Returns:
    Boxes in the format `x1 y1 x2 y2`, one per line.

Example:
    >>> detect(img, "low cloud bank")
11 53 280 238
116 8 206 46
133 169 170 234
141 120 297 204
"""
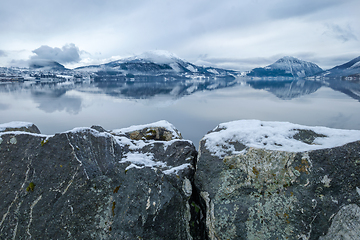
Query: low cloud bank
30 43 81 64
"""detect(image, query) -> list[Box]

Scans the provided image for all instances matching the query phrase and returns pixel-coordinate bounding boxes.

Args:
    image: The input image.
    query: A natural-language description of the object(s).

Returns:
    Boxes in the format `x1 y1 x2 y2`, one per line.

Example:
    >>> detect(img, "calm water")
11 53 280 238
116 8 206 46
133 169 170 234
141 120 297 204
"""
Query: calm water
1 77 360 146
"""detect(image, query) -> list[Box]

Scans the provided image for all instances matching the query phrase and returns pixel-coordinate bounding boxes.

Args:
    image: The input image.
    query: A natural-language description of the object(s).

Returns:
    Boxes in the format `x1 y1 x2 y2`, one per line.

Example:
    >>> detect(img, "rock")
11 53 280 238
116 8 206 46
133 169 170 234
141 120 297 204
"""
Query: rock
111 120 183 141
0 121 41 134
319 204 360 239
0 121 198 239
195 120 360 239
2 119 360 239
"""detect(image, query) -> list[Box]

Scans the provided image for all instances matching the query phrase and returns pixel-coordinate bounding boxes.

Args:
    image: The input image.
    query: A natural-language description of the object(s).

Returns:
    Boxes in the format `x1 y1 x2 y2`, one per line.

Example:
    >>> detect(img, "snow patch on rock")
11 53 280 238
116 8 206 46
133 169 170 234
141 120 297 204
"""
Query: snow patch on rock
111 120 182 139
0 121 34 131
204 120 360 157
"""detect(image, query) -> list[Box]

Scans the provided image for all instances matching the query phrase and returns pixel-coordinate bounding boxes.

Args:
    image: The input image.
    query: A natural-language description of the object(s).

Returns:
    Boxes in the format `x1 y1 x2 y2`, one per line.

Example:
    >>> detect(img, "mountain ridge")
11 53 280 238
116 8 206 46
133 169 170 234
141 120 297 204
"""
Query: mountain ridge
2 51 360 80
75 50 238 78
321 56 360 77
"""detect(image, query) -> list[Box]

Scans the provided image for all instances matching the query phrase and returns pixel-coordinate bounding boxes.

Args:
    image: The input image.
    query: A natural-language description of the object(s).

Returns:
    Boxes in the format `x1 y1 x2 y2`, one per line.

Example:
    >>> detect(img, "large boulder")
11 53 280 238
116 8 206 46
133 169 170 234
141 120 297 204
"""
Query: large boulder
0 121 198 239
195 120 360 239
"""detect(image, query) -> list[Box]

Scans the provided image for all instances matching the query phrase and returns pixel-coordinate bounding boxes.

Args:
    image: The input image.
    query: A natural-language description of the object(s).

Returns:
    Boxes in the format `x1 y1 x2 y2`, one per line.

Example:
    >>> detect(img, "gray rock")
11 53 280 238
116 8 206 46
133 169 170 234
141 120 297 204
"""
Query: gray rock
2 119 360 240
0 122 197 240
111 120 183 141
195 120 360 239
319 204 360 240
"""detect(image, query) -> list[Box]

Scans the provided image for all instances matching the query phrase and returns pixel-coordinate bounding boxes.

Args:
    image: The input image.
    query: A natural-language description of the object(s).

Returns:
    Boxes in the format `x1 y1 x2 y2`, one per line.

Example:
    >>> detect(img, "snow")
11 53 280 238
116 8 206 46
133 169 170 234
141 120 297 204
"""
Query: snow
186 65 197 72
204 120 360 157
111 120 181 139
119 152 165 170
0 121 34 132
163 163 192 175
119 152 192 174
170 63 181 72
350 61 360 69
207 69 219 75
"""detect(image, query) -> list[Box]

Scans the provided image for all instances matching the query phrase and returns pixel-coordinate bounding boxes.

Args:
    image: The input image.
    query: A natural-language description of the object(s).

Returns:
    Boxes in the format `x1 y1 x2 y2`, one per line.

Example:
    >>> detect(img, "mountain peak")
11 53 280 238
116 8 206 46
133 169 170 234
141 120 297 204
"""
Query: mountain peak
278 56 298 61
273 56 305 65
247 56 323 78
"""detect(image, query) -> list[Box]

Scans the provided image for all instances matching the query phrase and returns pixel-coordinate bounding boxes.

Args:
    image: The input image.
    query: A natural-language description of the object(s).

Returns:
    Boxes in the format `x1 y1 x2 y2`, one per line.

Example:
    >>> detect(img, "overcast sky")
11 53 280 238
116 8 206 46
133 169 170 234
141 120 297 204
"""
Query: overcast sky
0 0 359 71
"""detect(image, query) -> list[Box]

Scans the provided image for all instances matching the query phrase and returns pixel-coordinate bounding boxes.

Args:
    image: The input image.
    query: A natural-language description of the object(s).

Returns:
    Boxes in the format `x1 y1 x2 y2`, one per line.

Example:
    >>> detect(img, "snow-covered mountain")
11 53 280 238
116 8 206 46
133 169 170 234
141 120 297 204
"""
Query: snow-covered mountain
247 56 323 78
75 50 237 77
322 56 360 77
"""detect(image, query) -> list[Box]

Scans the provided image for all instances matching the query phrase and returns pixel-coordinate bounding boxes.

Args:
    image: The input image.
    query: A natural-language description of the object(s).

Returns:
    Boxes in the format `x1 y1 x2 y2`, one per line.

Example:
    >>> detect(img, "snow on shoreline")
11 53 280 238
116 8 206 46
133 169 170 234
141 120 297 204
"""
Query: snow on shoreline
204 120 360 157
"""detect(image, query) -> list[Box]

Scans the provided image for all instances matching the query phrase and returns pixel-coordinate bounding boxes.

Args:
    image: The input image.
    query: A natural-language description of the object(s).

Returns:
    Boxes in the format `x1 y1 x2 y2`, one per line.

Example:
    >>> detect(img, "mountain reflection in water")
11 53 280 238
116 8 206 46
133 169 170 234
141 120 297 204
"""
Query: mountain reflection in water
1 76 360 146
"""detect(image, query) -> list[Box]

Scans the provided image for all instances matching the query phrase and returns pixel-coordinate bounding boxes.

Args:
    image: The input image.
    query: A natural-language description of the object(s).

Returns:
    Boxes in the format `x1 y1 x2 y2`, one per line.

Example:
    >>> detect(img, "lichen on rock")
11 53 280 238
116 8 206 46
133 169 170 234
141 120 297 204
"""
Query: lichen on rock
195 120 360 239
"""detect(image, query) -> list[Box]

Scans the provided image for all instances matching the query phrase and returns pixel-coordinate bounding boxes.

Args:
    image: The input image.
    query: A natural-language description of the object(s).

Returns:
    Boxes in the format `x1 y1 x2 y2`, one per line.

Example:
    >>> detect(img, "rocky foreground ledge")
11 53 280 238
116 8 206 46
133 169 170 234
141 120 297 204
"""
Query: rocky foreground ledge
1 120 360 239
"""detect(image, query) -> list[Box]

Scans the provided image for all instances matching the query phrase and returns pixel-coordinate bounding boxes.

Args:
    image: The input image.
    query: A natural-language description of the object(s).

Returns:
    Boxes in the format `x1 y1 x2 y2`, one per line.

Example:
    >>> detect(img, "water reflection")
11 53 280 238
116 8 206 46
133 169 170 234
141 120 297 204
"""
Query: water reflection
67 76 360 102
94 76 238 99
31 89 82 114
246 79 322 100
1 76 360 105
1 76 360 146
0 103 9 110
325 79 360 101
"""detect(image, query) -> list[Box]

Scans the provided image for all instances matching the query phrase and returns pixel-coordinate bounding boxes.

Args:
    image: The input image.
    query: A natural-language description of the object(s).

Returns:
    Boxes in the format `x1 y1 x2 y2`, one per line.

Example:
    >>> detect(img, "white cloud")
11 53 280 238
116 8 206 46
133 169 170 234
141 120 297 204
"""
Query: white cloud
31 44 81 64
323 23 358 42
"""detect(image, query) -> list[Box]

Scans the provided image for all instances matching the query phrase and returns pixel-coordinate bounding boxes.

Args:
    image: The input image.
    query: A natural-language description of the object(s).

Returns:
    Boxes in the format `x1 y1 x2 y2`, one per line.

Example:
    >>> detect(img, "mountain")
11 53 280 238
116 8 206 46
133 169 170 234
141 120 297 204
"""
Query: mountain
247 56 323 78
75 50 238 78
29 59 67 71
322 56 360 77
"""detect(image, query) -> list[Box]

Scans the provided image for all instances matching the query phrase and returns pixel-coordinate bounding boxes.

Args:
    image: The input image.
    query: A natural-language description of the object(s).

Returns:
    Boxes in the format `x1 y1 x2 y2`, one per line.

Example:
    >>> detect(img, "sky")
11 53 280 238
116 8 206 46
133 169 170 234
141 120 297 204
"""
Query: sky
0 0 359 71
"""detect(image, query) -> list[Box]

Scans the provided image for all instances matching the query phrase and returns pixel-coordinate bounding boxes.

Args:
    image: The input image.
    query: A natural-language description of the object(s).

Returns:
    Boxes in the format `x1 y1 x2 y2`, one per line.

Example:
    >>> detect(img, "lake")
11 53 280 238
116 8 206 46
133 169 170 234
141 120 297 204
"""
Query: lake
1 77 360 147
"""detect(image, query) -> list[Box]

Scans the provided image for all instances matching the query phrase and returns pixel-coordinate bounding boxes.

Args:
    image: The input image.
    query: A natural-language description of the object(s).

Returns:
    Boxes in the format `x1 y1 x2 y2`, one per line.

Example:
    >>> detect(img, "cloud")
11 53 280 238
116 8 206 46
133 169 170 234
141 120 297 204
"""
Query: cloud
9 59 29 68
194 56 283 72
0 50 6 57
31 44 81 64
268 0 342 20
323 23 358 42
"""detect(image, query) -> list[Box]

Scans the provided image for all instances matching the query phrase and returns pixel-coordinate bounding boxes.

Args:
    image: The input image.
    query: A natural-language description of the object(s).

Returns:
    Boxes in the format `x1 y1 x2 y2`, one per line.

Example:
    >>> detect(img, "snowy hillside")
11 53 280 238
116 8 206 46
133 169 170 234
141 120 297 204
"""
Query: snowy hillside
75 50 238 78
247 56 323 78
323 56 360 77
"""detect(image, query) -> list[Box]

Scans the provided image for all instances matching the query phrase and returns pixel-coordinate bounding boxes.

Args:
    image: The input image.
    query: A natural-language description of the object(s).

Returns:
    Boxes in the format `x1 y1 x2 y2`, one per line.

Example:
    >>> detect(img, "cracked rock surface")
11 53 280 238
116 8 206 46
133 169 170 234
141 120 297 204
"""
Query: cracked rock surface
195 120 360 239
0 121 198 239
2 119 360 239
